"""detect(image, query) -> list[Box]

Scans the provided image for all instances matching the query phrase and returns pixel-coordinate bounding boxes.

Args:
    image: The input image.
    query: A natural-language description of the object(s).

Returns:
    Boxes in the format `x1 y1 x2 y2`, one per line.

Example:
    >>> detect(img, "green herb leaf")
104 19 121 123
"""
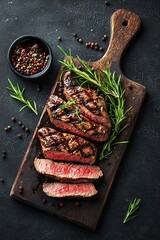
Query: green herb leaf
60 99 76 110
58 46 130 158
123 198 141 224
7 79 38 115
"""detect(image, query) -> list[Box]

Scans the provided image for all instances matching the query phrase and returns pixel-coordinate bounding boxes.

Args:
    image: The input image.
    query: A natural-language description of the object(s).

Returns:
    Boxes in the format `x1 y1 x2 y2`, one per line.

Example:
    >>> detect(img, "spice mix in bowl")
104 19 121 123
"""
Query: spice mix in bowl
8 35 52 79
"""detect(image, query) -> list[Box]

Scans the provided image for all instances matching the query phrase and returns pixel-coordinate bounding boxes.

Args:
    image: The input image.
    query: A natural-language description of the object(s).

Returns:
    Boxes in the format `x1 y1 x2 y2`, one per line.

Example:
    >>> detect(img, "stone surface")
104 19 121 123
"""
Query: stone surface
0 0 160 239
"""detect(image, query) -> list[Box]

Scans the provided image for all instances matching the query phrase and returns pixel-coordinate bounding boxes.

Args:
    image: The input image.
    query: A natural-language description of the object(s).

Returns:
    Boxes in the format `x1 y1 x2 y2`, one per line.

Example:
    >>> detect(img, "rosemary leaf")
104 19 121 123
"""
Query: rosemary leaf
123 198 141 224
58 46 130 158
7 79 38 115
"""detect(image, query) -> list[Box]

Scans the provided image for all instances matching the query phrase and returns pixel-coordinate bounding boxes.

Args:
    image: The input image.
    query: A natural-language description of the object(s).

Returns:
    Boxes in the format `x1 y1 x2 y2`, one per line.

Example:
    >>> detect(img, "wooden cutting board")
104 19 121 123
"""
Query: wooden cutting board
10 9 146 230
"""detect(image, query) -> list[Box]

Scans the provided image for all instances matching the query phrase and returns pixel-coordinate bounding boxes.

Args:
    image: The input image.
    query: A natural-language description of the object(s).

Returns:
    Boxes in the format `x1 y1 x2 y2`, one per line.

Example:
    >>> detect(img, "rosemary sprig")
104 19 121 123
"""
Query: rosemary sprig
7 79 38 115
59 99 76 110
123 198 141 224
73 107 85 126
58 46 129 158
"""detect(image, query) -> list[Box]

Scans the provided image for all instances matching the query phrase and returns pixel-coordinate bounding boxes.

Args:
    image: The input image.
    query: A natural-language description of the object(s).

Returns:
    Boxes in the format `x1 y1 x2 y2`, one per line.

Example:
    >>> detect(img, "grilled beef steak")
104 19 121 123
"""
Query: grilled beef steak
63 71 111 128
37 127 97 164
34 158 103 182
46 95 108 142
43 182 98 198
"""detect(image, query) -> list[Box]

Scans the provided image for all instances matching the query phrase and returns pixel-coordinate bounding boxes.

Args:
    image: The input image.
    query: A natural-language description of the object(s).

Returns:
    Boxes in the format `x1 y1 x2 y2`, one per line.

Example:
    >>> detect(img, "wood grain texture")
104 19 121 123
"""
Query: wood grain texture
10 9 146 230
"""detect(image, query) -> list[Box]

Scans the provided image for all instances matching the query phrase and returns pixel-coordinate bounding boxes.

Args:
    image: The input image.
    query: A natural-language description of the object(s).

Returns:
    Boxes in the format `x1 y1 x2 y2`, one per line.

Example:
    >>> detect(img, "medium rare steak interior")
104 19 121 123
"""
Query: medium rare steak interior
46 95 108 142
43 182 98 198
34 158 103 182
63 71 111 128
37 127 97 165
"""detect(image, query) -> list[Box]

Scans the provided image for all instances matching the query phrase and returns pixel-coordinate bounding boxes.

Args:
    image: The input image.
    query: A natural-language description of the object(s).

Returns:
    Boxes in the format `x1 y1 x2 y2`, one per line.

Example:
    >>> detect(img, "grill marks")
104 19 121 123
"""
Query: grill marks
63 71 111 128
35 71 111 198
46 95 108 142
37 127 97 165
34 158 103 182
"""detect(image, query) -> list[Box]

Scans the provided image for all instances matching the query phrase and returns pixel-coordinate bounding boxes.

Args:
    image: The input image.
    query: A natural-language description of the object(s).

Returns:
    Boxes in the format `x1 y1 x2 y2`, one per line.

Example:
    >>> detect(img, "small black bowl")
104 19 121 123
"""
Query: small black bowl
7 35 52 79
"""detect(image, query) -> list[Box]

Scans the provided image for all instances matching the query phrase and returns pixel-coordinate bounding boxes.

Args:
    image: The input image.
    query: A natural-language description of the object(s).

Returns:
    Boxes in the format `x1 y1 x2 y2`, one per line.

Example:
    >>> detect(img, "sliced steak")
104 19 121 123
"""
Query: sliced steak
34 158 103 182
46 95 108 142
37 127 97 164
43 182 98 198
63 71 111 128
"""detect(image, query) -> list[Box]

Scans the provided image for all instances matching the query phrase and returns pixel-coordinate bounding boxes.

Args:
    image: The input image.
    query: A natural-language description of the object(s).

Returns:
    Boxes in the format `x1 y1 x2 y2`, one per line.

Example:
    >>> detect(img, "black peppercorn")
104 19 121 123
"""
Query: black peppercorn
21 125 25 130
25 127 30 132
17 133 23 139
7 126 11 130
58 36 62 41
99 47 104 51
37 85 41 92
18 121 22 126
75 201 80 206
78 38 83 43
105 1 110 6
73 33 77 37
0 178 4 183
2 154 6 159
42 199 47 204
19 186 24 194
11 117 16 122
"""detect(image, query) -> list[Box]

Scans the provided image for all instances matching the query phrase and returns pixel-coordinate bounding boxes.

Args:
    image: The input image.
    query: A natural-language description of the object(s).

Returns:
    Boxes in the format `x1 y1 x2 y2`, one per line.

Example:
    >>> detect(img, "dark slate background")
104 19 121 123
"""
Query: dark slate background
0 0 160 239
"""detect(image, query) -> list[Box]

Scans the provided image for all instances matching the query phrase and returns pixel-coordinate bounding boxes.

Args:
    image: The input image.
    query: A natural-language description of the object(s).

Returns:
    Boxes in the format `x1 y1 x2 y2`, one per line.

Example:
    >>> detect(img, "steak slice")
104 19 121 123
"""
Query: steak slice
63 71 111 128
37 127 97 164
46 95 108 142
34 158 103 182
43 182 98 198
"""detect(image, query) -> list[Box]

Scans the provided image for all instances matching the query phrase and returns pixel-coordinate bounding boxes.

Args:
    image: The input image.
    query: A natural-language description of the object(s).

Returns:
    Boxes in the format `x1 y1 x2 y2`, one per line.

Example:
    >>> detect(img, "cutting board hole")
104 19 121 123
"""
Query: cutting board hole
122 20 128 26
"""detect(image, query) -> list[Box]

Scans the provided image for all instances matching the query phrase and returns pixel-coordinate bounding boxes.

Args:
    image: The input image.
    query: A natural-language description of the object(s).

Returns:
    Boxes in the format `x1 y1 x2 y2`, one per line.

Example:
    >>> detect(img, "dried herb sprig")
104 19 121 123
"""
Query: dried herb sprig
123 198 141 224
7 79 38 115
58 46 129 158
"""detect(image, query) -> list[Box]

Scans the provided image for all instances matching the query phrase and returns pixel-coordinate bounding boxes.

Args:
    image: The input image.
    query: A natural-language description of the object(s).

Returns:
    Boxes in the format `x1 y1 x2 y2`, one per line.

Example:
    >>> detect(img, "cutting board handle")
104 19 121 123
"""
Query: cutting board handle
93 9 141 69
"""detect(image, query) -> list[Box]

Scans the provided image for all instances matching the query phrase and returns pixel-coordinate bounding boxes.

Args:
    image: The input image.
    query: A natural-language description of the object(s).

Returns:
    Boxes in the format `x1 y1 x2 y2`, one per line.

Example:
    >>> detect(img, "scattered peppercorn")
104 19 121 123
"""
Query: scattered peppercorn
75 201 80 206
102 34 108 41
99 47 104 51
19 186 24 194
58 202 64 207
17 133 23 139
4 127 8 131
105 0 110 6
21 125 25 130
18 121 22 126
8 125 11 130
11 117 16 122
37 85 41 92
78 38 83 43
0 178 4 183
2 150 7 159
73 33 77 37
58 36 62 41
25 127 30 133
2 154 6 159
42 199 47 204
